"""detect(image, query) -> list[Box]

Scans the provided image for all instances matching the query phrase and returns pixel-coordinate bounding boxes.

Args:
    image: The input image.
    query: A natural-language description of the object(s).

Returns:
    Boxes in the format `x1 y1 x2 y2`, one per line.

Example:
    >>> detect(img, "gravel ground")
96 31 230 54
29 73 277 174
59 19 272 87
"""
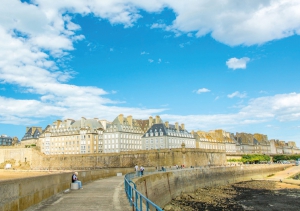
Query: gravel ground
164 180 300 211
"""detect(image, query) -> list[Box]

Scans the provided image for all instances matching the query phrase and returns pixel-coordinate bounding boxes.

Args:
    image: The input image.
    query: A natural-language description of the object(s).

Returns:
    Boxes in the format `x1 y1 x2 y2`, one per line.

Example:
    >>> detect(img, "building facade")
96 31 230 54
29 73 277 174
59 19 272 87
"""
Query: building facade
235 132 270 154
40 117 105 155
142 120 195 150
0 135 13 146
102 114 148 153
270 139 300 154
210 129 236 153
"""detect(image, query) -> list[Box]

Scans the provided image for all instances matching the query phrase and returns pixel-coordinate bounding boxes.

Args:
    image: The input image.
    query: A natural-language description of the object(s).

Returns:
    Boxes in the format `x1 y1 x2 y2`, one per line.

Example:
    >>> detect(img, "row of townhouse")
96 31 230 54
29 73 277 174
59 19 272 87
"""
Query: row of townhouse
270 139 300 154
26 114 299 155
38 114 196 155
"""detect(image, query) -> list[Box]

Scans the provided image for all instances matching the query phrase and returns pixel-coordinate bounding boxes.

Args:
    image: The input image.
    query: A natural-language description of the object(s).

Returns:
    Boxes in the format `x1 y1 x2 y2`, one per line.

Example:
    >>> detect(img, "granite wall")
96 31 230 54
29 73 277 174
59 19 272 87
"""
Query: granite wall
134 164 290 208
0 148 226 170
0 168 133 211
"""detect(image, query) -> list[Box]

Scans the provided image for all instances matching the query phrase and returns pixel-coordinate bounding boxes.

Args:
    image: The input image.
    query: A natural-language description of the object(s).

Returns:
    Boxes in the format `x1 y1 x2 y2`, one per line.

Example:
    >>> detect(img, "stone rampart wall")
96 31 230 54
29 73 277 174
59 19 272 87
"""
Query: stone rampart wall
0 148 226 170
134 164 291 208
0 168 133 211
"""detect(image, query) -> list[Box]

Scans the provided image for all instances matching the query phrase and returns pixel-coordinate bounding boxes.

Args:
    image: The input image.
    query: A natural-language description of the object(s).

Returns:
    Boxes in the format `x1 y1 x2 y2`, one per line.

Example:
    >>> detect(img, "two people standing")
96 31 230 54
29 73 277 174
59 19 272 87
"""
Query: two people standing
134 164 145 176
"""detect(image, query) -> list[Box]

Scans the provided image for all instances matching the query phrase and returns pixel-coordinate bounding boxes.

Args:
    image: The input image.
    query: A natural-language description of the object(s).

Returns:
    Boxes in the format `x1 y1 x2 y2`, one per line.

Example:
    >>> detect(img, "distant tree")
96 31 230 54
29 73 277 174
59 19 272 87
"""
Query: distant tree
241 154 270 164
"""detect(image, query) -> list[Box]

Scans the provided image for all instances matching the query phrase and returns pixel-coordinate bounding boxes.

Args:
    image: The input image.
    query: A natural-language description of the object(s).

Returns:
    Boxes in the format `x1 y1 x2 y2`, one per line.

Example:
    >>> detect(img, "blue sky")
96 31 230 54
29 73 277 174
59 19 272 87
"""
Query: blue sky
1 0 300 145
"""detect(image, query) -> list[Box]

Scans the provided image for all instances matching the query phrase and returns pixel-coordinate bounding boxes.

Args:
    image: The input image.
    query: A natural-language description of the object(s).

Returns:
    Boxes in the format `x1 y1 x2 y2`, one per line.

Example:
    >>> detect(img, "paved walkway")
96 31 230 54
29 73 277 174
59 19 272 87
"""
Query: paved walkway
25 176 132 211
266 165 300 185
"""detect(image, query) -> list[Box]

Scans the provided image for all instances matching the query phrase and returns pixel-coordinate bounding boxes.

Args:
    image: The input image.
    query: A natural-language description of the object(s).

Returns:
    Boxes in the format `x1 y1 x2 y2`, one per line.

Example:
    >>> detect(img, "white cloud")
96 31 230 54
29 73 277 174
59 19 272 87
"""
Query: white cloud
161 1 300 46
158 58 162 63
141 51 149 55
1 0 300 132
179 41 190 48
195 88 210 94
148 59 154 63
226 57 250 70
4 0 300 47
228 91 247 99
161 92 300 131
0 0 168 125
151 23 166 29
260 90 268 94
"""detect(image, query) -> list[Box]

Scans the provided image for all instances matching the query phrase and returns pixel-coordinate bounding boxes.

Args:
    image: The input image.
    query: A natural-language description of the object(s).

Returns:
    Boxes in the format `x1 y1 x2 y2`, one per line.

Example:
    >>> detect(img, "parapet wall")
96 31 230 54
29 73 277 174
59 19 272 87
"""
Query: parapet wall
134 164 290 208
0 168 132 211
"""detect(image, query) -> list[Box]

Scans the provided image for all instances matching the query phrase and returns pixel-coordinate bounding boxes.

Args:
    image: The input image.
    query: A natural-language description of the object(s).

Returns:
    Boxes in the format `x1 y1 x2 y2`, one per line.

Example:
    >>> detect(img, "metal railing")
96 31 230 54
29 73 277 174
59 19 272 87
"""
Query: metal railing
124 172 163 211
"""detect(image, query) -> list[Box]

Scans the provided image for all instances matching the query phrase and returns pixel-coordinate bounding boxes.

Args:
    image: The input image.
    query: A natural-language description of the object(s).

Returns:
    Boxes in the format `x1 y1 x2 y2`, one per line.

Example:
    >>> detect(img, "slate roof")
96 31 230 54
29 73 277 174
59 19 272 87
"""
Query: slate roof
22 127 42 140
142 123 191 138
71 119 104 131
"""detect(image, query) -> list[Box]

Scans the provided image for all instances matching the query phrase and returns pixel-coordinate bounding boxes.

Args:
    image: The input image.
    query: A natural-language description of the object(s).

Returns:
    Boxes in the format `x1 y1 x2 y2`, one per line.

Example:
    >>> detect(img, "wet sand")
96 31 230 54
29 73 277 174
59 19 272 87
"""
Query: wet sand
164 180 300 211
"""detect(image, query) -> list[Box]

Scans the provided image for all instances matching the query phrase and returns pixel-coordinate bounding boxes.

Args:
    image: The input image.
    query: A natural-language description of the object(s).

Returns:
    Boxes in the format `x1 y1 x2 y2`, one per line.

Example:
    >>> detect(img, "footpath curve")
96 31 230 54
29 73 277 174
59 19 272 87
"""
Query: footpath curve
25 176 132 211
266 165 300 185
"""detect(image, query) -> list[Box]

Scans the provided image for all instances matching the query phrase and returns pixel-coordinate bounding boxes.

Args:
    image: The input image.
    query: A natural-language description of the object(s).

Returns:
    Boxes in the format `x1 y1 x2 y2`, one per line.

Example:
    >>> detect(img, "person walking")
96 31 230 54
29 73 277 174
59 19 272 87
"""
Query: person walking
140 166 145 176
135 164 139 176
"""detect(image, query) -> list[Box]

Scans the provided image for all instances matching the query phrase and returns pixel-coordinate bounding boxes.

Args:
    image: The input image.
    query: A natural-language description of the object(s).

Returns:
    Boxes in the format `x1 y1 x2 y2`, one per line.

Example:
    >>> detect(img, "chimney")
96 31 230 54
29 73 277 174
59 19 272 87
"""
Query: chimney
127 115 133 127
81 117 86 128
57 120 62 128
149 116 153 127
100 120 107 130
118 114 124 124
181 123 185 130
175 122 179 131
155 115 160 124
165 121 169 128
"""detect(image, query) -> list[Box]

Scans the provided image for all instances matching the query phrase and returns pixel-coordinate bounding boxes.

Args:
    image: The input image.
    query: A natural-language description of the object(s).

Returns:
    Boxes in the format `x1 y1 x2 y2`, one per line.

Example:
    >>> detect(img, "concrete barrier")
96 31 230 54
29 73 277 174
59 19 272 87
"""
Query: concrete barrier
70 183 79 190
134 164 292 208
0 168 133 211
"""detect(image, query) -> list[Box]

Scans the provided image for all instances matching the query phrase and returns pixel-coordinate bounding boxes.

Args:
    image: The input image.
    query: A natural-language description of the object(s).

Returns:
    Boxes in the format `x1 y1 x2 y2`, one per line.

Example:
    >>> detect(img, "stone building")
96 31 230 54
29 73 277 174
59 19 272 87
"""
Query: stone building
102 114 149 153
141 118 195 150
21 127 42 146
235 132 270 154
209 129 236 153
39 117 105 155
193 130 235 152
0 135 13 146
270 139 300 154
194 130 219 150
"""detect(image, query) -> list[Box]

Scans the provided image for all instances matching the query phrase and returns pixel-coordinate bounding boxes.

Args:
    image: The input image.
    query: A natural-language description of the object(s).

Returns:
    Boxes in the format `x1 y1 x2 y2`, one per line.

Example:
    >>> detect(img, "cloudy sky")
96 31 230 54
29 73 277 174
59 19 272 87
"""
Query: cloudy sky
1 0 300 145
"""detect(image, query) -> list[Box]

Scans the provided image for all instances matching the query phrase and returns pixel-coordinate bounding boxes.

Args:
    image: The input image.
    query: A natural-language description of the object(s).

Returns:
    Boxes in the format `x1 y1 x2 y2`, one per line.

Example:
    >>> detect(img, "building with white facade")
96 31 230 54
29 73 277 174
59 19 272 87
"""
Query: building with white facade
102 114 148 153
40 117 105 155
142 120 195 150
